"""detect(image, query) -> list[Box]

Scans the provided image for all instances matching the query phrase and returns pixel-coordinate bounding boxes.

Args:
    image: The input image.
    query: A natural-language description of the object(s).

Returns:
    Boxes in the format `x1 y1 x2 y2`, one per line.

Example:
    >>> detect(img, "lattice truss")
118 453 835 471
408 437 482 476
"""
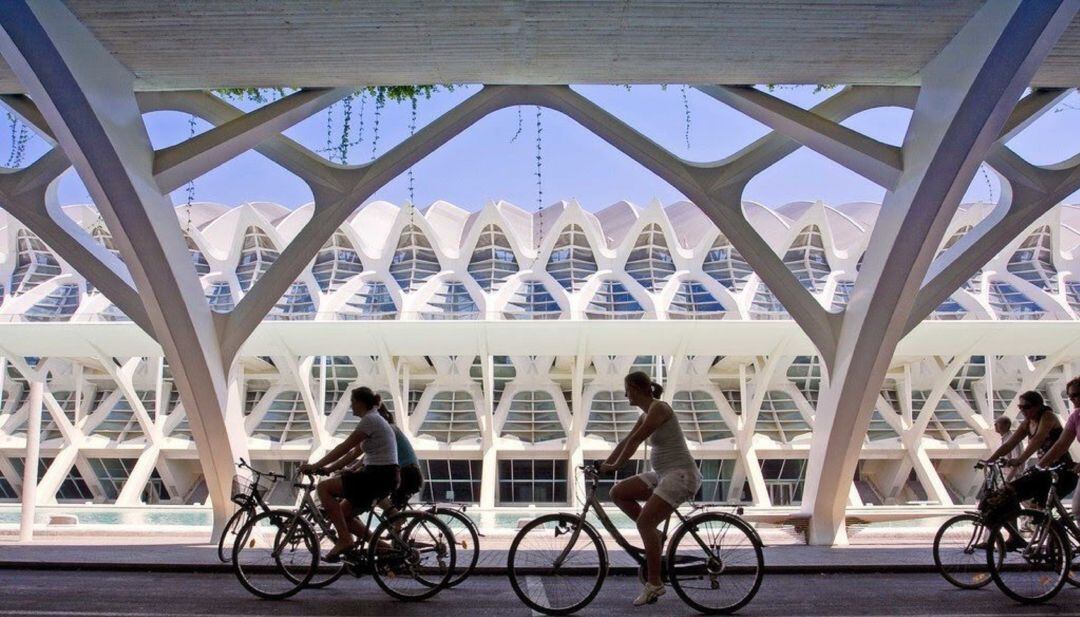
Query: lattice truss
0 1 1079 527
0 350 1076 508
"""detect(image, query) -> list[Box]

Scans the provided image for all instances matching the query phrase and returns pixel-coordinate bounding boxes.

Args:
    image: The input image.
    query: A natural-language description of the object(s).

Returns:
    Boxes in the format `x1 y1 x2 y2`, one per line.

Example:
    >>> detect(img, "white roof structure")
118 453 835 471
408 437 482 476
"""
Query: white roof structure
1 198 1079 519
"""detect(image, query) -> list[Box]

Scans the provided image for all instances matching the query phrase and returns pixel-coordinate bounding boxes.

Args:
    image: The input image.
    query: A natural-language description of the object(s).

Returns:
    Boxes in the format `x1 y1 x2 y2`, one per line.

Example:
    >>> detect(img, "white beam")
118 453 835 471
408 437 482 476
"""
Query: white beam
698 85 902 189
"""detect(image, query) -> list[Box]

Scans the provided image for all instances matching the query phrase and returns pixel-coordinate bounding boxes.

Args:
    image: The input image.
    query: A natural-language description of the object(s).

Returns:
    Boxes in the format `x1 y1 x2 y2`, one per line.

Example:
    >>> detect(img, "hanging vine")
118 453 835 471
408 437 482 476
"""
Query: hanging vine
680 85 691 150
185 115 197 211
510 107 523 143
408 94 418 204
535 106 544 210
370 89 385 161
325 102 334 154
337 94 354 164
979 163 996 203
5 113 29 168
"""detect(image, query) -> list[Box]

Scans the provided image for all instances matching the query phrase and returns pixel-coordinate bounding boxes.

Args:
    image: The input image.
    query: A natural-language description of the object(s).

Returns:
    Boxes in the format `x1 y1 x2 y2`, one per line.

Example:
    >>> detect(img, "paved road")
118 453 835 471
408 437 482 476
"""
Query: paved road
3 570 1080 617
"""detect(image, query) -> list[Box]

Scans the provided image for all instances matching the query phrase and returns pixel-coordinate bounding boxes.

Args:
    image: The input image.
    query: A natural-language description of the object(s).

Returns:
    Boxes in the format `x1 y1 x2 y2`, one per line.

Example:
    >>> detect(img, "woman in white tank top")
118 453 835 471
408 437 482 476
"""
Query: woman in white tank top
600 371 701 606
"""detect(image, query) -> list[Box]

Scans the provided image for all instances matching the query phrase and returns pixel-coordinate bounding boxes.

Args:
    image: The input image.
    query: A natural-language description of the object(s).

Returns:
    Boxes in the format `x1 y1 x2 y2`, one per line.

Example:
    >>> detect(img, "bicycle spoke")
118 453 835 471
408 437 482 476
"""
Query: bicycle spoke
935 515 995 588
371 511 455 600
509 515 605 614
668 513 762 613
232 511 317 599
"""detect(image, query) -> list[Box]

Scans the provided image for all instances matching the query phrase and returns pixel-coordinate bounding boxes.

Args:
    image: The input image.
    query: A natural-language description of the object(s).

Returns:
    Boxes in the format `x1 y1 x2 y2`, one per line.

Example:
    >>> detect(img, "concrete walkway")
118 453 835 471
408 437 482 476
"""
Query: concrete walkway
0 524 945 574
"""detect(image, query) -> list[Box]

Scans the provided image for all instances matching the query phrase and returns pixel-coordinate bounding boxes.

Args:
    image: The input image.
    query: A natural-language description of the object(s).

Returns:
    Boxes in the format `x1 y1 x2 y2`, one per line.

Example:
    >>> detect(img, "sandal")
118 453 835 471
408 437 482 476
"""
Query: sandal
323 543 356 563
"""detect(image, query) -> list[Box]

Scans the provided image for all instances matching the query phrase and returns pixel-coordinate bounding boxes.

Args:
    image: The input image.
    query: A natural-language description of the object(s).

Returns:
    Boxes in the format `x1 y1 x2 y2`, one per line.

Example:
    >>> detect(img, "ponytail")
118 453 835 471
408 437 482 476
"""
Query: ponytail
377 403 395 425
625 370 663 399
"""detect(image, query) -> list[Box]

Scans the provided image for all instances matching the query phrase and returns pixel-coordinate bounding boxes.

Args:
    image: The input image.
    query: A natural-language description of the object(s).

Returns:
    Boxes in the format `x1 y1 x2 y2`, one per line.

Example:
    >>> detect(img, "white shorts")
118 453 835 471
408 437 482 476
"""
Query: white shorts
635 467 702 507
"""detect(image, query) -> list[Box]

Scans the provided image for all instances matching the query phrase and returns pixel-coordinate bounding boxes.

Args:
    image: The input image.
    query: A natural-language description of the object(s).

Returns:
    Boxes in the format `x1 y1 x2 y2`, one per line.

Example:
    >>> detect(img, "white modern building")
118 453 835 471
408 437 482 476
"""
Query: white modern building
2 197 1079 514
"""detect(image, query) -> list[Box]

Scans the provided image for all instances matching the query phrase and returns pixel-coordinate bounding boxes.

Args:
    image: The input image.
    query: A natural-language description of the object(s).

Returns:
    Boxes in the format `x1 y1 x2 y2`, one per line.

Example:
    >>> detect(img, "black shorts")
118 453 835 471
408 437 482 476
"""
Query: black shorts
390 464 424 509
341 465 399 512
1010 467 1079 506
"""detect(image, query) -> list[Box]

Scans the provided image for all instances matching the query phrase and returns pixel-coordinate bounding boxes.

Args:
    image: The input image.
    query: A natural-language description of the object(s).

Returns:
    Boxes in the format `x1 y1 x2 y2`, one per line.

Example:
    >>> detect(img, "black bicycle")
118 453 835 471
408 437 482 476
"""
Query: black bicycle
507 461 764 615
217 458 280 563
933 459 1043 589
985 462 1076 603
231 469 457 601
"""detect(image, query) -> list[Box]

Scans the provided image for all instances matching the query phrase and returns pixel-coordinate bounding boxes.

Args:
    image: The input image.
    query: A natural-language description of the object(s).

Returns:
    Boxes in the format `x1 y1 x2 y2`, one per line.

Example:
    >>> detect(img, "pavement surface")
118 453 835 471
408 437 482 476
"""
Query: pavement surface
0 530 949 574
3 570 1080 617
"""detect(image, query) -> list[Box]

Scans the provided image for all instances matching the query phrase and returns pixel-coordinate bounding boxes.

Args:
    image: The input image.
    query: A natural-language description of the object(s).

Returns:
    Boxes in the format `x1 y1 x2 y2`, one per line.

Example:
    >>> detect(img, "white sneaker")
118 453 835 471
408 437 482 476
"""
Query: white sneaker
633 582 665 606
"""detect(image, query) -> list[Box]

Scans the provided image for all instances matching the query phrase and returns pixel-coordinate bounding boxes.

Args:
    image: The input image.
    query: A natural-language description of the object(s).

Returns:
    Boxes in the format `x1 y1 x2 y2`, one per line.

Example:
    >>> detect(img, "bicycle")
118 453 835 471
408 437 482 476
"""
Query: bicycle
217 458 280 563
231 469 457 601
933 459 1043 589
297 494 480 590
986 462 1075 603
398 500 481 588
507 461 764 615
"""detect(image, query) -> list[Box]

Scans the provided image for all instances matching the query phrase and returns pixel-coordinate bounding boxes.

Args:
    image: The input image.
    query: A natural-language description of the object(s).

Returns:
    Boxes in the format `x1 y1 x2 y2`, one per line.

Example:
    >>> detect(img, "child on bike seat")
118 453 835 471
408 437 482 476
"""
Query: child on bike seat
300 386 399 561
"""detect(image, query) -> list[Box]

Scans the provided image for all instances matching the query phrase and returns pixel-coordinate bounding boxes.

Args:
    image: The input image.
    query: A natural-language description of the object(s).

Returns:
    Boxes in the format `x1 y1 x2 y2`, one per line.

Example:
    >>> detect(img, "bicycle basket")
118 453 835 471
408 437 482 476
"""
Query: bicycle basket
978 484 1020 527
231 475 263 506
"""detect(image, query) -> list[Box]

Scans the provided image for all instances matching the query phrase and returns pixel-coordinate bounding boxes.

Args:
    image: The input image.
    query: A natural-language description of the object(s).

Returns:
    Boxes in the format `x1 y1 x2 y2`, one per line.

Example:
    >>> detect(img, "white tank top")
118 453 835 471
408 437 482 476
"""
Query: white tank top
646 401 695 474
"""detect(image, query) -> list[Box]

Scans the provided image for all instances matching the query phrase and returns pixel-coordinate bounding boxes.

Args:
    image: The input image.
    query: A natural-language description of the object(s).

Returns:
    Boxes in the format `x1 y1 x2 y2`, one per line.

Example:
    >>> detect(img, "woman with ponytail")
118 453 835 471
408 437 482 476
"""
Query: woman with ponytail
375 402 424 515
600 371 700 606
300 386 399 561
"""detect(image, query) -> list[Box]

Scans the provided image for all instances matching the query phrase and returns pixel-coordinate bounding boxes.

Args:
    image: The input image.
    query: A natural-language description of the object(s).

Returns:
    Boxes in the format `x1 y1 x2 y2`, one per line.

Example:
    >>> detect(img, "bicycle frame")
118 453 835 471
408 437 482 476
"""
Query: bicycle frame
552 466 713 571
278 475 435 568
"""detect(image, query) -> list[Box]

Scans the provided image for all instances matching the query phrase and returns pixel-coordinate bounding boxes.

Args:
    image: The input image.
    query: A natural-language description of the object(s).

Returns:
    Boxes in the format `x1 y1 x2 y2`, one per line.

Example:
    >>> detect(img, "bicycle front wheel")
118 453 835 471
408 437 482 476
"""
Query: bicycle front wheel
507 513 607 616
218 507 251 563
988 511 1071 604
370 510 457 601
667 511 763 614
430 506 481 587
933 513 997 589
232 510 319 600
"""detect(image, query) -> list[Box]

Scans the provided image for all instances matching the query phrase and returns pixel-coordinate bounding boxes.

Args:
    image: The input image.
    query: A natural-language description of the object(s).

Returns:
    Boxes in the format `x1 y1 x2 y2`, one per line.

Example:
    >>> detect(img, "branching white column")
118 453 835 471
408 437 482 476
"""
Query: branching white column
0 1 254 532
800 0 1078 544
18 379 43 542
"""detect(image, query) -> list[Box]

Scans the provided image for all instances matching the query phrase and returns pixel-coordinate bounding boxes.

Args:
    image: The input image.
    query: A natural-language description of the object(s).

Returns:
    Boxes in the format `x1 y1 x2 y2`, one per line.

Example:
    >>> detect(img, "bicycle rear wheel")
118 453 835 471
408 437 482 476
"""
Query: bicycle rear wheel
988 511 1070 604
430 506 480 587
232 510 319 600
218 507 251 563
301 509 347 589
370 511 456 601
667 511 763 614
933 513 999 589
507 513 607 616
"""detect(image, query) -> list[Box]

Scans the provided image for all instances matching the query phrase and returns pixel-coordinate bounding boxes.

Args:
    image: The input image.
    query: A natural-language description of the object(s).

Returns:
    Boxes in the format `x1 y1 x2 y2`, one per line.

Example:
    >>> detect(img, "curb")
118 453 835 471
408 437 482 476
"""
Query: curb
0 561 942 575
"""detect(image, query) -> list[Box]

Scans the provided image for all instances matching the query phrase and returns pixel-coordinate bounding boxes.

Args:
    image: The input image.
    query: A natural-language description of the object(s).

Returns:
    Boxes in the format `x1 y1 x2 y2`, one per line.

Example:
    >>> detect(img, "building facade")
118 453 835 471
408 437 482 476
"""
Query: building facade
1 197 1079 513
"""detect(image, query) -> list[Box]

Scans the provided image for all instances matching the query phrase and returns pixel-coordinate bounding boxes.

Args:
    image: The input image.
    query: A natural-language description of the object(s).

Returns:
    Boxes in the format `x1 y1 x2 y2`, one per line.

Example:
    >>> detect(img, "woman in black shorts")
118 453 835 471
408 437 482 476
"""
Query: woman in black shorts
300 387 399 561
374 403 424 514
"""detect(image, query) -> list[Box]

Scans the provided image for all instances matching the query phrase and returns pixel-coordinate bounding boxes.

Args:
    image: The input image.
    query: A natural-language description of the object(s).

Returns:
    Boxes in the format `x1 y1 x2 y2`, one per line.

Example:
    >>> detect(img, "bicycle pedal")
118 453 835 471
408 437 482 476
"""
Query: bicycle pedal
461 540 468 549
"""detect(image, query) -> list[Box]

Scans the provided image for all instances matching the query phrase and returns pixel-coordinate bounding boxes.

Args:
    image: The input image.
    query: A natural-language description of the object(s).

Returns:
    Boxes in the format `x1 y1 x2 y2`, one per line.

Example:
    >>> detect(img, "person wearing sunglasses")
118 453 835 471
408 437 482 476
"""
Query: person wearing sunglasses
1035 377 1080 521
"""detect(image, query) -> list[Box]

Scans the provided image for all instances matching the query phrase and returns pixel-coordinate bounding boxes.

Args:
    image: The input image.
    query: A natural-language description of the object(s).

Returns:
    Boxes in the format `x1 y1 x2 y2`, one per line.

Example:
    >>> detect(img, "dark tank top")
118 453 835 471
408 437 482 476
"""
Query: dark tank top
1029 412 1074 465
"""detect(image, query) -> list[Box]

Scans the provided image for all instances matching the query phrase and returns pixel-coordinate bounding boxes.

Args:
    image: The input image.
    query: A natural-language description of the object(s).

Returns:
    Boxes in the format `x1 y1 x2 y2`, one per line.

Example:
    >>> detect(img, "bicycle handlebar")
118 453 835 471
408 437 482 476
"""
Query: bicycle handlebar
235 458 287 481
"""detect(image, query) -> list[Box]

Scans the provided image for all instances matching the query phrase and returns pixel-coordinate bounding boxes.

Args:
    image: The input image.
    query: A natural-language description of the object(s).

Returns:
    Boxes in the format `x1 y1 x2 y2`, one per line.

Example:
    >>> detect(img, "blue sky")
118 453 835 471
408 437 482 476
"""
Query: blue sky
8 85 1080 211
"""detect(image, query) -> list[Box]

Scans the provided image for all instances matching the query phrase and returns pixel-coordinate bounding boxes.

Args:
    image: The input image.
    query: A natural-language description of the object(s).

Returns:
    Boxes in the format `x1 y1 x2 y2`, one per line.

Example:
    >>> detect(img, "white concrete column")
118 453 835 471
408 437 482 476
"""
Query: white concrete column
19 379 43 542
0 1 253 535
116 445 161 505
800 0 1078 545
